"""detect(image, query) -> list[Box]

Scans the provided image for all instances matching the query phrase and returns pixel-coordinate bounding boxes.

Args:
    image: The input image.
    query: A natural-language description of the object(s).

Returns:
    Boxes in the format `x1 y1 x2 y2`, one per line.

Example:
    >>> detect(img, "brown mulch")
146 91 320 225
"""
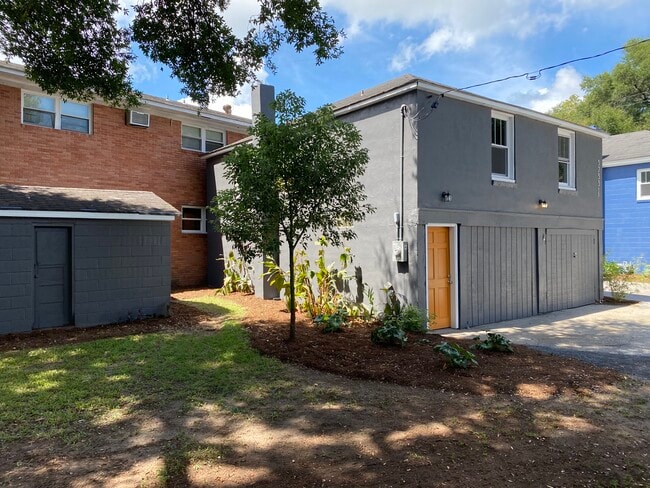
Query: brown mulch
203 291 625 398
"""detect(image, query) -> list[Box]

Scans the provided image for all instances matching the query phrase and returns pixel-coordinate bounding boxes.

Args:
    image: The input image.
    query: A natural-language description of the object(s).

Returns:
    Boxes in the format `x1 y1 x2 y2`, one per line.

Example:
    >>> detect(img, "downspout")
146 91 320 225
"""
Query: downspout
399 104 408 241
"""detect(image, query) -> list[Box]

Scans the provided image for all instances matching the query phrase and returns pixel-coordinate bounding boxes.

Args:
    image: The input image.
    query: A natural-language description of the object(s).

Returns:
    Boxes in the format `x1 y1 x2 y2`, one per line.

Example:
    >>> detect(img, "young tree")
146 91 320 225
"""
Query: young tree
0 1 342 107
549 38 650 134
210 91 374 341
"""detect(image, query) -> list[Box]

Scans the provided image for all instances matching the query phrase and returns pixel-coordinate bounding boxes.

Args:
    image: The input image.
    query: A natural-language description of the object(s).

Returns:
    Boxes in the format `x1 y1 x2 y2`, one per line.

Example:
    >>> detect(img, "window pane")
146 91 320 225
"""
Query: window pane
641 171 650 184
182 207 203 219
182 219 202 231
182 125 201 138
492 118 506 146
61 115 89 133
205 140 224 152
492 146 508 175
558 136 570 159
23 94 55 112
23 108 55 128
206 130 223 143
61 101 89 118
182 136 202 151
559 162 568 183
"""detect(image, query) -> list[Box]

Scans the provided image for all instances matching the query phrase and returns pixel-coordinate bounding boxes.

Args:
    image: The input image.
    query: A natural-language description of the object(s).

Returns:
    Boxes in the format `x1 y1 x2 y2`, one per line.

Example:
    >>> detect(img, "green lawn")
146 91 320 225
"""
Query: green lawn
0 296 285 444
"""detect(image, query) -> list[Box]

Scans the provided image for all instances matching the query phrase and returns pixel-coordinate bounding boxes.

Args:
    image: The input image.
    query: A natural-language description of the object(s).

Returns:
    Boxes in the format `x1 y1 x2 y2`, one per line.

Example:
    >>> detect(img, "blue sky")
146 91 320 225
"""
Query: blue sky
129 0 650 118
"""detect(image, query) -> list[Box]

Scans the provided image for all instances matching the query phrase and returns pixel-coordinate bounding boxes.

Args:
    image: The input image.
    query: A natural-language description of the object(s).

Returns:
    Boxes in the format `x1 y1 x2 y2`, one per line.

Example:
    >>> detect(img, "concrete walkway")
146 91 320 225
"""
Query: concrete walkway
440 283 650 380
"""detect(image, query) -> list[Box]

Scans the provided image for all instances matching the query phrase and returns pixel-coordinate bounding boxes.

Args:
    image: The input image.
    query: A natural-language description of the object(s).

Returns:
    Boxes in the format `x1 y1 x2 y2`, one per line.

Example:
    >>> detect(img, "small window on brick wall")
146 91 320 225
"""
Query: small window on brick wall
181 125 225 152
181 206 207 233
22 91 91 134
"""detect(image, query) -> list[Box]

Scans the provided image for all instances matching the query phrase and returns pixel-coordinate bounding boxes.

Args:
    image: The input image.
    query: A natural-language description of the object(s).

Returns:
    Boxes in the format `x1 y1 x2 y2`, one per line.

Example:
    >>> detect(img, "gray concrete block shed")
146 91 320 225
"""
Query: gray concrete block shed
0 184 177 334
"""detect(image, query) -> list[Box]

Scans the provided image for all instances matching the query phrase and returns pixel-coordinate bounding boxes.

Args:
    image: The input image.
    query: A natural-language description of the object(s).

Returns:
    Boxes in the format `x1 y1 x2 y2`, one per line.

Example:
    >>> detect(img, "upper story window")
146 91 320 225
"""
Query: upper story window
22 91 91 134
491 111 514 181
181 125 224 152
638 169 650 201
181 206 207 233
558 129 575 189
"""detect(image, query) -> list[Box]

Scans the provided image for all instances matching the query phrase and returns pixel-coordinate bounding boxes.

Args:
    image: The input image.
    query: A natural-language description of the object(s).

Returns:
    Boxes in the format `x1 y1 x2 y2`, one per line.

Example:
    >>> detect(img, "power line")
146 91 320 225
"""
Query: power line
430 37 650 108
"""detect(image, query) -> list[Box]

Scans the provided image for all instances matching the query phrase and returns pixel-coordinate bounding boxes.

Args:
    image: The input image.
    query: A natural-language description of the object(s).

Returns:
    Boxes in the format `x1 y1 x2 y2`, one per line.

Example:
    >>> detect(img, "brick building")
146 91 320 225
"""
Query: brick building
0 61 250 288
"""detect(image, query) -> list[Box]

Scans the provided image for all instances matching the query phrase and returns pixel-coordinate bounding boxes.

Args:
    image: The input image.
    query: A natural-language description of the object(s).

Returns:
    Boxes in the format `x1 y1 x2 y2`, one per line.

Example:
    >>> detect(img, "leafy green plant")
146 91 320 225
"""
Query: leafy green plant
218 250 255 295
314 306 348 334
472 333 514 353
370 321 408 347
434 342 478 369
603 257 636 301
377 283 429 332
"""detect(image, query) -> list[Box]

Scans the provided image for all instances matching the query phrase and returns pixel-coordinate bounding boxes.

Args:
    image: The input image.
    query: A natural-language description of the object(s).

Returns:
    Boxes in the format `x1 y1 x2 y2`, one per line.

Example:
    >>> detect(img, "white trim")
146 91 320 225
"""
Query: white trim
181 206 207 233
21 89 92 134
637 168 650 201
0 210 175 221
603 156 650 168
491 111 515 182
425 224 459 329
181 124 225 152
558 128 576 189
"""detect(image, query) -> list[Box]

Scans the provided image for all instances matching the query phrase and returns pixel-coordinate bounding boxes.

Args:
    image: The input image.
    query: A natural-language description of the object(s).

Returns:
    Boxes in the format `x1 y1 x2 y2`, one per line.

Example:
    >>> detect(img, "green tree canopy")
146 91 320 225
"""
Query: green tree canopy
548 38 650 134
210 91 374 340
0 0 342 107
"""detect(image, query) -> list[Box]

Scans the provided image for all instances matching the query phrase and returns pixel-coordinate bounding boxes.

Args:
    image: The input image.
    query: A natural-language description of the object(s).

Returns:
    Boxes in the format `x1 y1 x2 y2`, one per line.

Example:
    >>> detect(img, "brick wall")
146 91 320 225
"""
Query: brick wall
0 85 248 288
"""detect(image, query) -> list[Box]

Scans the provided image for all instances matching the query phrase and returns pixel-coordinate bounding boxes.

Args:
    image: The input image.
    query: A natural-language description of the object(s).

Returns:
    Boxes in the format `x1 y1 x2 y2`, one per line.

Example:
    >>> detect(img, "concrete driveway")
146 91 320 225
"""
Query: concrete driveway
441 283 650 380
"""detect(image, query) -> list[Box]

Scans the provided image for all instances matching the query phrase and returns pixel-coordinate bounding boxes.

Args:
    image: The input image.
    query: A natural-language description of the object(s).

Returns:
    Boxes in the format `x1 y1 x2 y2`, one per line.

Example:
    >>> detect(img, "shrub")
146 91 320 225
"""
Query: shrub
219 251 254 294
377 283 429 332
603 257 636 301
370 320 408 347
434 342 478 369
314 306 348 334
472 333 514 353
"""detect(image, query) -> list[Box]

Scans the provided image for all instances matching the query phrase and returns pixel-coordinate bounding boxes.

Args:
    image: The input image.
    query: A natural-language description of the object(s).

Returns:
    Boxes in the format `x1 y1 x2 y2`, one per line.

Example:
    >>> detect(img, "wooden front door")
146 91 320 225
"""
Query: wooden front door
427 227 451 329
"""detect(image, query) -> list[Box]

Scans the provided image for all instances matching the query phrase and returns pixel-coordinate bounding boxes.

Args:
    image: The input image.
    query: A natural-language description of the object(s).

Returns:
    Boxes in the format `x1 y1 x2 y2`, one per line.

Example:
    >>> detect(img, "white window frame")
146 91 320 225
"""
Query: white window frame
637 168 650 201
21 90 92 134
181 206 207 234
491 111 515 182
558 128 576 190
181 124 225 152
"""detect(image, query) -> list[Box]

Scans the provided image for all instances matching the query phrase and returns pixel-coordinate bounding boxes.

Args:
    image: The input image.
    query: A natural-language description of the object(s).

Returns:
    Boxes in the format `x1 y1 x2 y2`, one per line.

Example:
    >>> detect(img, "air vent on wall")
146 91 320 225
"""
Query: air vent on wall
127 110 150 127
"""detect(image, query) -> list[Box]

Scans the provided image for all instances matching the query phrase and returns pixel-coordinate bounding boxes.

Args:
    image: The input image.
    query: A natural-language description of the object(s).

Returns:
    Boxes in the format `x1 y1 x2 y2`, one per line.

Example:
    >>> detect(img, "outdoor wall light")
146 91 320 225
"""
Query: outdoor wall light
441 192 452 202
538 199 548 208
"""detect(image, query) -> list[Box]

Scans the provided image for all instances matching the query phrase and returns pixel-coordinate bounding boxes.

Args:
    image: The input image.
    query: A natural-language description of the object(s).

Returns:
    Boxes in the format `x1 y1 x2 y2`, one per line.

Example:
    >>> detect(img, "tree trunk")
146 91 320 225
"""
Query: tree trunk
288 244 296 341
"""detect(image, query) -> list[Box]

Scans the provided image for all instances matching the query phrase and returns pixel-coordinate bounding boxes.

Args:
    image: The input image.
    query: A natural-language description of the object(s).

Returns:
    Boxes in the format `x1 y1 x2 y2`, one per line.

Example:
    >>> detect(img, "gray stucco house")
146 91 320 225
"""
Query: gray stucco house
207 76 605 330
0 185 177 334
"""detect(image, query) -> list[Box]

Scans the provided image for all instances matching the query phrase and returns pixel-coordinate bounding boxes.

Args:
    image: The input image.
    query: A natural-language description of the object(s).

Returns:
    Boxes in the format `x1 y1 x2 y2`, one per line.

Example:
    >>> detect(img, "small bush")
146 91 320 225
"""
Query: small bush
371 320 407 347
399 304 429 332
378 283 430 332
603 257 636 301
434 342 478 369
314 307 348 334
472 333 514 353
219 251 254 294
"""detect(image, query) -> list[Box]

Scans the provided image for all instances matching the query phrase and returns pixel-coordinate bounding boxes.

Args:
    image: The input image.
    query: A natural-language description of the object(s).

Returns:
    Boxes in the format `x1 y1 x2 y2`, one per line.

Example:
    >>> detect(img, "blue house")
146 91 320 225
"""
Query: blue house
603 130 650 267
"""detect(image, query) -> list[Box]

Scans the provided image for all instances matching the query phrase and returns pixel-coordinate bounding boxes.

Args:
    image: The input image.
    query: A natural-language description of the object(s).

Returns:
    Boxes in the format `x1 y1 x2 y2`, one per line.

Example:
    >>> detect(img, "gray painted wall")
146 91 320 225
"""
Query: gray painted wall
0 218 172 334
205 87 603 328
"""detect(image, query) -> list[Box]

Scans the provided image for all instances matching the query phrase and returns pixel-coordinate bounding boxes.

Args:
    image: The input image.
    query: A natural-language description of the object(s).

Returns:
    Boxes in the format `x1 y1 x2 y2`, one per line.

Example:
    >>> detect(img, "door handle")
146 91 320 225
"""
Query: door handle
448 275 453 285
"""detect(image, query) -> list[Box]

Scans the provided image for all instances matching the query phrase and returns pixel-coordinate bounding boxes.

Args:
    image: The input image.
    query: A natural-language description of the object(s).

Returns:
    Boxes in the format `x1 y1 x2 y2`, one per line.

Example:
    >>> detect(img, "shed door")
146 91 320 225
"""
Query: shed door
543 229 599 312
34 227 72 329
427 226 451 329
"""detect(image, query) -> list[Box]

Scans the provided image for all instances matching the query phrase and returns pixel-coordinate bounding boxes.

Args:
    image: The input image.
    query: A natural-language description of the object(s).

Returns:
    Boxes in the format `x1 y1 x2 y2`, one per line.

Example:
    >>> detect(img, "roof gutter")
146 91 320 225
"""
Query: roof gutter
0 210 176 221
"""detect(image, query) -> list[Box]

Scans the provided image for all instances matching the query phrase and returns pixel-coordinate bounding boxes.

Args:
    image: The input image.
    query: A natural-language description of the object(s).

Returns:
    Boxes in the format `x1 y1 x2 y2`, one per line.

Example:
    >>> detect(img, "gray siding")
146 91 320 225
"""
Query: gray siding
0 218 172 335
459 226 537 327
0 220 34 333
540 229 599 313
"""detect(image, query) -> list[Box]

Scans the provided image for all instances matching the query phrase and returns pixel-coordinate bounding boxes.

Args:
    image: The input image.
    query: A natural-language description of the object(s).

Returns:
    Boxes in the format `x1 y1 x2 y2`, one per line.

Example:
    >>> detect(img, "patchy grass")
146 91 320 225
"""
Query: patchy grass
0 298 284 444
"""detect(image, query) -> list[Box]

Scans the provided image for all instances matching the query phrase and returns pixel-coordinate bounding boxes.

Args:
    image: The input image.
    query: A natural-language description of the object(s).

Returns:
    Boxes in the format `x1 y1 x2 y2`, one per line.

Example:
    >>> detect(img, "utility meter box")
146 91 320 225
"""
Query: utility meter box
392 240 408 263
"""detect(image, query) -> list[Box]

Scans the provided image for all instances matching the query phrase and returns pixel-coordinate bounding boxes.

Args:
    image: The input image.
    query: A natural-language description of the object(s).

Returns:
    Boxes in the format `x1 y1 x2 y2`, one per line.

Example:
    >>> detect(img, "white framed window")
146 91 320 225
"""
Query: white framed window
558 129 575 189
181 206 207 233
181 125 224 152
22 91 91 134
638 168 650 201
491 111 514 181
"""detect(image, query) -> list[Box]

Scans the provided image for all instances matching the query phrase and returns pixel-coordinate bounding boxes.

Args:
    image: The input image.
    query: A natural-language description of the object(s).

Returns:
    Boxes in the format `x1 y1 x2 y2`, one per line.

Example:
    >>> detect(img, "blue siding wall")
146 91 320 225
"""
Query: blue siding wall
603 162 650 264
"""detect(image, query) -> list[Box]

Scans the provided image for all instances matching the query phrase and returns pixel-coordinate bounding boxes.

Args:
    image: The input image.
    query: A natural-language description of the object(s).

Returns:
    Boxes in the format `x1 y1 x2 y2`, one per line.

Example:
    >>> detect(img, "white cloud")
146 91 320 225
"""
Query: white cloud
507 66 584 113
128 60 159 83
178 67 270 119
